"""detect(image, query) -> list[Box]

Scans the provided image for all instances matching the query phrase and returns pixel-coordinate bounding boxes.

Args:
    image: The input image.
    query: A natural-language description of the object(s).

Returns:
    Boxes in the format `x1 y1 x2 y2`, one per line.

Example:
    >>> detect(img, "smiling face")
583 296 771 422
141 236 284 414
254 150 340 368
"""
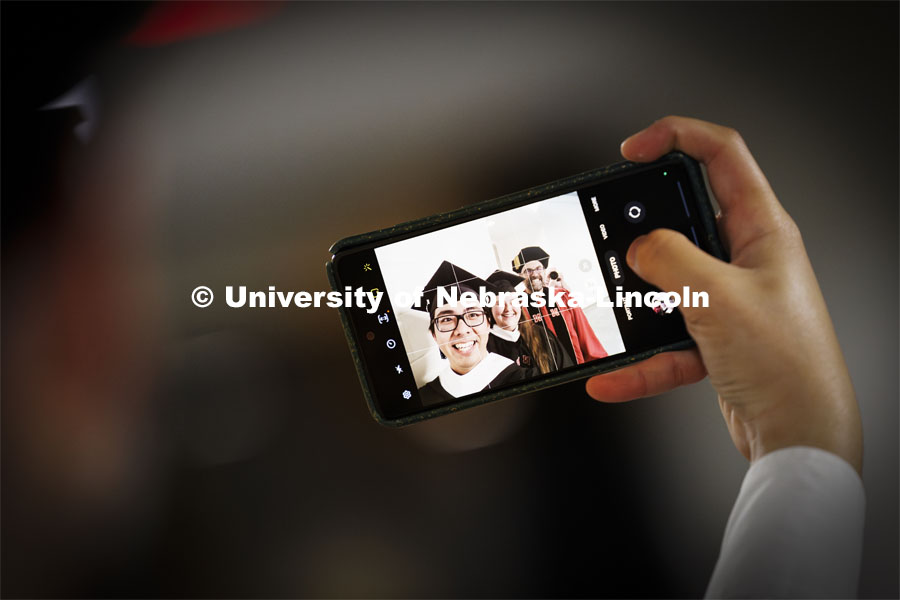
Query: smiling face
491 297 521 331
522 259 546 293
431 300 490 375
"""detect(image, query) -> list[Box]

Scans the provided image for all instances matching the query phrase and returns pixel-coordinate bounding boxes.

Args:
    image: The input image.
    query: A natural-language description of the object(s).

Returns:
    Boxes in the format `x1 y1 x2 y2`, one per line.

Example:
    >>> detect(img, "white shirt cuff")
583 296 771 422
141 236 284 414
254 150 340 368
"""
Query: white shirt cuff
705 447 865 599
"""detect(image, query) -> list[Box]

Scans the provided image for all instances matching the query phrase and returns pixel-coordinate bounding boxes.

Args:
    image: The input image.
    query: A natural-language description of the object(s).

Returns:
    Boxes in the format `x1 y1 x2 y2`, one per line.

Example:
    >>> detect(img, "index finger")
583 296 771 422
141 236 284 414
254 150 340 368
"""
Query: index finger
585 348 707 403
621 116 791 261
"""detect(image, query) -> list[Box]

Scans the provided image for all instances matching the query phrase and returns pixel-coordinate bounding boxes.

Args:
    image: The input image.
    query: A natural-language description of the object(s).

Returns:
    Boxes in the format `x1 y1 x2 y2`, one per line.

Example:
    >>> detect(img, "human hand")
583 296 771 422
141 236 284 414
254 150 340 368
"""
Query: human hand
547 268 568 290
585 116 862 474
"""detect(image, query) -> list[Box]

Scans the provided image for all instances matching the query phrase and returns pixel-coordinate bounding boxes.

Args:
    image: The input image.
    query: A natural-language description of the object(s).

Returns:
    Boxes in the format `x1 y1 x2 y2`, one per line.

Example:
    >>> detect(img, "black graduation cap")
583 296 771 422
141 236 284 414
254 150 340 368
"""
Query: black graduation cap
485 269 524 293
511 246 550 273
415 260 492 317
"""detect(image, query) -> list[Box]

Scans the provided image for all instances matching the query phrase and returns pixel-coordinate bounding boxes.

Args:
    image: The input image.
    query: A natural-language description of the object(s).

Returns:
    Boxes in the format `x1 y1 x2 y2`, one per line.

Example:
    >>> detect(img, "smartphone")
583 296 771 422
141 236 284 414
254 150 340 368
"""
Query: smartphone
327 152 727 426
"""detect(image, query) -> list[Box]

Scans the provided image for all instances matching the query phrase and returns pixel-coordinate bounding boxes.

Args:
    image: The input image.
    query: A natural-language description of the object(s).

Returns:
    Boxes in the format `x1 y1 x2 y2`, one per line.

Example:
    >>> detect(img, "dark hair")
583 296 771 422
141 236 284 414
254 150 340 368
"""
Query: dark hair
518 313 556 374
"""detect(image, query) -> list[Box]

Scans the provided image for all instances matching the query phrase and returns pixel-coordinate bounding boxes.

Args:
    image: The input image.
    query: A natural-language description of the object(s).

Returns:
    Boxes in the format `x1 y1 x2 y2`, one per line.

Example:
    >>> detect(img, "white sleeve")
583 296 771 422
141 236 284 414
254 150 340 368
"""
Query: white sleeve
705 447 865 599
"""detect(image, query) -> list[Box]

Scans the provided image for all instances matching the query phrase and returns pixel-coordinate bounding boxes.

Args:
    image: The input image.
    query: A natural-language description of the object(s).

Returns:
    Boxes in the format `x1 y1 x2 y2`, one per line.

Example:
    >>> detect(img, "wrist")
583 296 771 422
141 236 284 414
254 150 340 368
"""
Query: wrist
747 396 863 475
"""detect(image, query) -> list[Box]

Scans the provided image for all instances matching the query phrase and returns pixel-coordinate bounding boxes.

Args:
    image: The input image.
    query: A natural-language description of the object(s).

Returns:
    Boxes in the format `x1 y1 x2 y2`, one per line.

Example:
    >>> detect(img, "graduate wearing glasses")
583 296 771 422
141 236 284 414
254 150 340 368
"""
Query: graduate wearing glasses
512 246 607 364
416 261 526 407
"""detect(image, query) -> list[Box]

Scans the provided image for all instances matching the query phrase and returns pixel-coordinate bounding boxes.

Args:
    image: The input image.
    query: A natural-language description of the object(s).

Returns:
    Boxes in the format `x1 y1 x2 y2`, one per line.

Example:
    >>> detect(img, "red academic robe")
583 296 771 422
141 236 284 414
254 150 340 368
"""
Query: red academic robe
523 287 607 364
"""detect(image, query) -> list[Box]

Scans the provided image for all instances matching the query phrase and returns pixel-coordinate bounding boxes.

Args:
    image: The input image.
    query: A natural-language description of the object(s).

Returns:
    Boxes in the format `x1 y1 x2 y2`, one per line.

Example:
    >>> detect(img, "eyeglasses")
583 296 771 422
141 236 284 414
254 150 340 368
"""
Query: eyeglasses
433 309 486 332
522 265 544 276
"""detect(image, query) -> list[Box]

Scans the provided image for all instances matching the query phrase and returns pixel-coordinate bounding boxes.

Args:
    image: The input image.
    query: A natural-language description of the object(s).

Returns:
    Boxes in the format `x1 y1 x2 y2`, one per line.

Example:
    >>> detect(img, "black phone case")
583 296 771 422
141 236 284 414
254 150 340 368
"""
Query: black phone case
326 152 727 427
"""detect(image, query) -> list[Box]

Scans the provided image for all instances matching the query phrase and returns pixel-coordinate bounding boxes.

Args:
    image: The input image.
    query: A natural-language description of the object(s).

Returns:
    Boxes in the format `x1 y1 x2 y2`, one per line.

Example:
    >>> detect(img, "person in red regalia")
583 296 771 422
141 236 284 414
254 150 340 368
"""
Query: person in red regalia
512 246 607 364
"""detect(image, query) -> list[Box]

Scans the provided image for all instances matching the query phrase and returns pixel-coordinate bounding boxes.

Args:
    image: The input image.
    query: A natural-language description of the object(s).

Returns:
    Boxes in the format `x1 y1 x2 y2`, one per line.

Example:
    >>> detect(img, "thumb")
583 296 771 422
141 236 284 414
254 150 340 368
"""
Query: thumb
626 228 729 295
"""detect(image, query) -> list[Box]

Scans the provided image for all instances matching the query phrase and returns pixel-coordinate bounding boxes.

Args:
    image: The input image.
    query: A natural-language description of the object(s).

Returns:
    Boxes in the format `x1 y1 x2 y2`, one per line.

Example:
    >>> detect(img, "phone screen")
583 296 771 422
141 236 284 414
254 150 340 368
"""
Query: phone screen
333 157 718 421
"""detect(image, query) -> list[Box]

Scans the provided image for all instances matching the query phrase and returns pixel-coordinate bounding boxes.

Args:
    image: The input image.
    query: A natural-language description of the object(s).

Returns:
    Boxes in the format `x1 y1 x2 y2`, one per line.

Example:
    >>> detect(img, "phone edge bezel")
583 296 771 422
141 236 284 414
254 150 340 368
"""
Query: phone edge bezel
326 152 727 427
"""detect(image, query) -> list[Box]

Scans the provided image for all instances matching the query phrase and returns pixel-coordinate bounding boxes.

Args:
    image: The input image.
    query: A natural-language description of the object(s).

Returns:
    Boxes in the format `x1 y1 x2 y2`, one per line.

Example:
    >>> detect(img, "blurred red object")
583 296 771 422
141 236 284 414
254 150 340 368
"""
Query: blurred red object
125 1 283 47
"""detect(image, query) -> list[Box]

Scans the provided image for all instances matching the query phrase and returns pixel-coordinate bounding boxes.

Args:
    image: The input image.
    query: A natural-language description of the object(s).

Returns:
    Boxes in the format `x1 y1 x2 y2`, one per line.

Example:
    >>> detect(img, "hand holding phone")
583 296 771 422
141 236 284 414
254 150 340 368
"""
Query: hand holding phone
328 145 726 426
586 116 862 474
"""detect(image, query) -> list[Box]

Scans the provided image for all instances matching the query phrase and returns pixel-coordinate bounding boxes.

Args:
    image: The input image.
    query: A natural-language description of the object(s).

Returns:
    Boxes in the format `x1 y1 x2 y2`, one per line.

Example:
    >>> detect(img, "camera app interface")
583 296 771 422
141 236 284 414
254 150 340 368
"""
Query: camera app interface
343 161 704 417
375 193 626 407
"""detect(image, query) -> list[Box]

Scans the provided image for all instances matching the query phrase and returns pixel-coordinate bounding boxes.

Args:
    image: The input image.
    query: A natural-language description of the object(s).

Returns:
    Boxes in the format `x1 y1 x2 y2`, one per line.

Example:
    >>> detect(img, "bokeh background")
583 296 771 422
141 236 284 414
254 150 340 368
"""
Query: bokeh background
2 2 897 597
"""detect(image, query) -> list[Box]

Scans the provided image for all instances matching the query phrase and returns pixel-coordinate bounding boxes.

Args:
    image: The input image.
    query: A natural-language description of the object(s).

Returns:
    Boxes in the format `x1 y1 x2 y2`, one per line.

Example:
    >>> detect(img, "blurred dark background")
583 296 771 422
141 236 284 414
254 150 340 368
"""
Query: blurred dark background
2 2 897 597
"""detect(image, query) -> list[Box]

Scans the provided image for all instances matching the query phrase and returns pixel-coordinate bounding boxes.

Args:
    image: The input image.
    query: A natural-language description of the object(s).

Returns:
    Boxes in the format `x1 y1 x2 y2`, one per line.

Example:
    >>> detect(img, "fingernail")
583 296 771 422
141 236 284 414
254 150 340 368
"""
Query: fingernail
620 131 647 160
